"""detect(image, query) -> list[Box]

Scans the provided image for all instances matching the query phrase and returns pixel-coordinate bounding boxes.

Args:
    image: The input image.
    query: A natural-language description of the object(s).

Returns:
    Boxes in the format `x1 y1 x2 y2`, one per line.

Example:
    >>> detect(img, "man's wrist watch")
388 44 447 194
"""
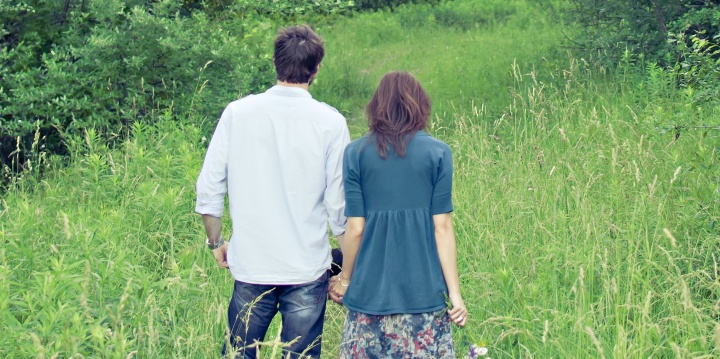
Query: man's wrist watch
206 238 225 250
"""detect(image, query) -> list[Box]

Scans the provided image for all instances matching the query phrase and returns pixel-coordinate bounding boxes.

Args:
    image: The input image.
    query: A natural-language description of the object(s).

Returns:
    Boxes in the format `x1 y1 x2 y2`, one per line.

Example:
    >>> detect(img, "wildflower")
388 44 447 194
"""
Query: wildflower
467 343 488 358
455 317 488 359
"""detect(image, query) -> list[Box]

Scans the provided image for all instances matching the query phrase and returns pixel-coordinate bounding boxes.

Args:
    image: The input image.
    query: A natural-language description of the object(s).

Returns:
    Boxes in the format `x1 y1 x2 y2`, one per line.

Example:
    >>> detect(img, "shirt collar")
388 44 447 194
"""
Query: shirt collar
266 85 312 98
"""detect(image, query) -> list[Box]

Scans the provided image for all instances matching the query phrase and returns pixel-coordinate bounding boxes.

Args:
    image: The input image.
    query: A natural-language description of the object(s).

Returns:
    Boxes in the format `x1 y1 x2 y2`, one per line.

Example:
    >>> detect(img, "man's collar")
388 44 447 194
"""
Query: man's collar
267 84 312 98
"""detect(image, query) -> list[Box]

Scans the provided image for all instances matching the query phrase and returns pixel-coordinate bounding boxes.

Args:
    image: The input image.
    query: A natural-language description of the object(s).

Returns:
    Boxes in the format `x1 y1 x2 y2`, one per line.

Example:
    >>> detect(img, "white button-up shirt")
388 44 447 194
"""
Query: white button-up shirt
195 85 350 284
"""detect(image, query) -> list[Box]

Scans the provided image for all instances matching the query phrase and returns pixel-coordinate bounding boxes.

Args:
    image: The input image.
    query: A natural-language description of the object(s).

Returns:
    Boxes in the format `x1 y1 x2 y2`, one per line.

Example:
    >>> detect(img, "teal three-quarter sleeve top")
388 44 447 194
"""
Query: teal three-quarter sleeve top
342 131 453 315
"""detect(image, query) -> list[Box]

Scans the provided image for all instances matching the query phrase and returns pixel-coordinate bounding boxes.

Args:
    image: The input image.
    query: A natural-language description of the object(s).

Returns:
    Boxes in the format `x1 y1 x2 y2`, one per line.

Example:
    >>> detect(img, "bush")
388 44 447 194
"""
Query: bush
562 0 719 64
353 0 440 11
667 7 720 106
0 1 270 171
0 0 353 176
562 0 682 62
395 0 519 30
558 0 719 131
432 0 517 30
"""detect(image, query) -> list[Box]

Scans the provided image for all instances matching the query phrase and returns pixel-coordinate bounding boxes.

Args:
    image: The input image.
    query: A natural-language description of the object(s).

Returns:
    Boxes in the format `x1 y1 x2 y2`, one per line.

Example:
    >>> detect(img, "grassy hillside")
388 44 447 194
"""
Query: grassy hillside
2 0 719 358
313 0 561 127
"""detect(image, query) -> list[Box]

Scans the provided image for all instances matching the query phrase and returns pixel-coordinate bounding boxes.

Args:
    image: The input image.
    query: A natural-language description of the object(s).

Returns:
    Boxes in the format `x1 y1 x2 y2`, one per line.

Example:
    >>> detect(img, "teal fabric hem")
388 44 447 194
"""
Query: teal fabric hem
344 302 449 316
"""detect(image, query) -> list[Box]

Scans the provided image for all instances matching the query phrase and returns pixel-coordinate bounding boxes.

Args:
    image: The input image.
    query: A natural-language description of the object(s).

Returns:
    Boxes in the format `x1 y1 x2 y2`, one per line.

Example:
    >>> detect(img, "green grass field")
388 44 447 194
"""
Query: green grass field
2 0 719 358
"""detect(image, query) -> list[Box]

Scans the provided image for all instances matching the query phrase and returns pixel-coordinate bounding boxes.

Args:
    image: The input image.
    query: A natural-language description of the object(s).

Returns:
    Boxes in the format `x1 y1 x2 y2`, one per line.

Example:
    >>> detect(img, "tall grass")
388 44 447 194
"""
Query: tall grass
1 119 228 357
441 55 719 358
2 0 719 358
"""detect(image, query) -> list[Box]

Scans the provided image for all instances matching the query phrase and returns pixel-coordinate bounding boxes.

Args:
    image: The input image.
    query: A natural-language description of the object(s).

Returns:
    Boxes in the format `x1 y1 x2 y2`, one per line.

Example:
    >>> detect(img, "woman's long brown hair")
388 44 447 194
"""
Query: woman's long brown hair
366 71 431 159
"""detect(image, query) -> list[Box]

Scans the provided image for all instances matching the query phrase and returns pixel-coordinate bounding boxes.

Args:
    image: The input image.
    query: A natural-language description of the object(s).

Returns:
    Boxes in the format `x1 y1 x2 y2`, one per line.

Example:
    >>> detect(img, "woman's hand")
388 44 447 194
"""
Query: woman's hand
448 292 467 327
328 275 349 304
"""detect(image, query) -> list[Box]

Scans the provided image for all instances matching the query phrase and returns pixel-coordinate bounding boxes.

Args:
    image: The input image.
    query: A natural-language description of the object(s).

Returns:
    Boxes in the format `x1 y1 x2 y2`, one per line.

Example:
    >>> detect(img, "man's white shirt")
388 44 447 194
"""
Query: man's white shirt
196 85 349 284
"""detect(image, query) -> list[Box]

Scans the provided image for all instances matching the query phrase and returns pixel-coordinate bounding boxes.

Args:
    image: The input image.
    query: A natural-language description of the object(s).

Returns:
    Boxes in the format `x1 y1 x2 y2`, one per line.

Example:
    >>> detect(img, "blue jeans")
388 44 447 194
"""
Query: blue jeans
223 272 329 359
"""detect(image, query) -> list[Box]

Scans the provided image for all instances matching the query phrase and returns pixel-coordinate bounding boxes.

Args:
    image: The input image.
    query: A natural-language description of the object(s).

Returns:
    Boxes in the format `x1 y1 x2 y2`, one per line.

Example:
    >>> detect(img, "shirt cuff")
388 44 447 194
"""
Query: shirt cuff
195 202 224 218
329 219 347 237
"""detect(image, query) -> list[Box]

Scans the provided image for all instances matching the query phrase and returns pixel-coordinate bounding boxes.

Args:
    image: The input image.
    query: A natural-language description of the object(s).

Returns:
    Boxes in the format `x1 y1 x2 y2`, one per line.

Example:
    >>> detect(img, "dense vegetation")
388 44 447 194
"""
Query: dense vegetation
561 0 720 117
0 0 359 173
1 0 719 358
562 0 719 57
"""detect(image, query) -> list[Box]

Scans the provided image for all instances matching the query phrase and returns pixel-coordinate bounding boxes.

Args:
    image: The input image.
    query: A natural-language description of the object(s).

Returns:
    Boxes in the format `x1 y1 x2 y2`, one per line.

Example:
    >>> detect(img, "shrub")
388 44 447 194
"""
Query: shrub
0 0 353 176
0 1 271 171
432 0 517 30
667 6 720 106
562 0 682 62
353 0 441 11
558 1 719 132
562 0 719 65
395 0 519 30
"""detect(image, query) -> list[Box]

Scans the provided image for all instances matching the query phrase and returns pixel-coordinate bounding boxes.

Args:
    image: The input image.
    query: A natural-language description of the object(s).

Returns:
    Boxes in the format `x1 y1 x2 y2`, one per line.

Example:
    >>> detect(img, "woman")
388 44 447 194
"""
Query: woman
329 71 467 358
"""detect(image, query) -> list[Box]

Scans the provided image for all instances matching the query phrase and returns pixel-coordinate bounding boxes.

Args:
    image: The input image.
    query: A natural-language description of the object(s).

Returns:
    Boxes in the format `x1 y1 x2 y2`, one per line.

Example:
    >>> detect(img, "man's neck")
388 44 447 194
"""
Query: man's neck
277 80 310 91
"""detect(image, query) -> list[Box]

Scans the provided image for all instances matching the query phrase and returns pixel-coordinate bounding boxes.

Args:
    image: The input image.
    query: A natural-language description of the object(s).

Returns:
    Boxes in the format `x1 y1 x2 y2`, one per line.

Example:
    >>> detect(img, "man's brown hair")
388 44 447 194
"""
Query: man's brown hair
366 71 431 159
274 25 324 84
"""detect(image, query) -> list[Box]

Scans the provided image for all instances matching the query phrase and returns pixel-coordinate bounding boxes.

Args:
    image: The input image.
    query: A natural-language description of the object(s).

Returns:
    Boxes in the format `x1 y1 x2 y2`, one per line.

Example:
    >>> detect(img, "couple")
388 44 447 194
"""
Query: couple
195 25 467 359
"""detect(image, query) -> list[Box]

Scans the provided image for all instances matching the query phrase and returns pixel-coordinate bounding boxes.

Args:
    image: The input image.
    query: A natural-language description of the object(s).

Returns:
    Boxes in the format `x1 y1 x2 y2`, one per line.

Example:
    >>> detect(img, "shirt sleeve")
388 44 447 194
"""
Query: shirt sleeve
324 119 351 236
195 107 231 218
430 146 453 215
343 143 365 217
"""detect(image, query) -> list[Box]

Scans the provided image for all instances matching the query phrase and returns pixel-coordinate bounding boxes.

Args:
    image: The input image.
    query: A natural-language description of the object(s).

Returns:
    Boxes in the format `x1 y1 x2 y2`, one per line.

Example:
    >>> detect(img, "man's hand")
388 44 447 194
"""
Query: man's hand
212 242 229 269
328 275 347 304
201 214 228 268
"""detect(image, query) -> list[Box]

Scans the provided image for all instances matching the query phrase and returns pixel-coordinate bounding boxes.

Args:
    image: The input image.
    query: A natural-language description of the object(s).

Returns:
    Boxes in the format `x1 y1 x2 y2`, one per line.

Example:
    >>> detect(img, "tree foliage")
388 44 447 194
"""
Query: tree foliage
562 0 718 61
564 0 678 58
0 0 354 173
561 0 719 113
668 6 720 105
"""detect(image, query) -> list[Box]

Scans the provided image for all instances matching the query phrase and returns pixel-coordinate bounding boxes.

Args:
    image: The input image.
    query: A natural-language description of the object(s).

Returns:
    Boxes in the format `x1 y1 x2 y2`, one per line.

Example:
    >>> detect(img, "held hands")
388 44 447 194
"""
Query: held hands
328 274 349 304
212 242 230 269
448 292 468 327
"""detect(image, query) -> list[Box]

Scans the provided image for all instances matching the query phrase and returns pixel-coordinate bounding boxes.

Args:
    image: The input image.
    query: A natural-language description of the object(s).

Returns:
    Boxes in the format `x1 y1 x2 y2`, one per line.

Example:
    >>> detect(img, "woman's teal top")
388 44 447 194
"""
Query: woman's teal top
342 131 453 315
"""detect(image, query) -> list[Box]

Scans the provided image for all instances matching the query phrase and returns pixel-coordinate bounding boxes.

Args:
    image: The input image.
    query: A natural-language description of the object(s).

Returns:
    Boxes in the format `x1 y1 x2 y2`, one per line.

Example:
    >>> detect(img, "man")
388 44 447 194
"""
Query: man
195 25 349 359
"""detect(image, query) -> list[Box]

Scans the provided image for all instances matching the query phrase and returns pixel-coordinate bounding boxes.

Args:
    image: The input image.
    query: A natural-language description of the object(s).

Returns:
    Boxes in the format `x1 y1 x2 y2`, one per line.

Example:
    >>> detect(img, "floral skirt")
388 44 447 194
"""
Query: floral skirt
338 309 455 359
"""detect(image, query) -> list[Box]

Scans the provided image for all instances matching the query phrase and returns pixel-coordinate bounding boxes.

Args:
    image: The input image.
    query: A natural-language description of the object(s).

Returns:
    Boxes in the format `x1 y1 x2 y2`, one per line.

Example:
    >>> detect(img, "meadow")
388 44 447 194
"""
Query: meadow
1 0 719 358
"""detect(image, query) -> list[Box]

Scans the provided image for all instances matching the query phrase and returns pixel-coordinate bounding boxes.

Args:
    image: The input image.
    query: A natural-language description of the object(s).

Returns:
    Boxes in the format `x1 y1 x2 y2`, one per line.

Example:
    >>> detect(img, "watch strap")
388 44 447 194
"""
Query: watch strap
206 238 225 250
